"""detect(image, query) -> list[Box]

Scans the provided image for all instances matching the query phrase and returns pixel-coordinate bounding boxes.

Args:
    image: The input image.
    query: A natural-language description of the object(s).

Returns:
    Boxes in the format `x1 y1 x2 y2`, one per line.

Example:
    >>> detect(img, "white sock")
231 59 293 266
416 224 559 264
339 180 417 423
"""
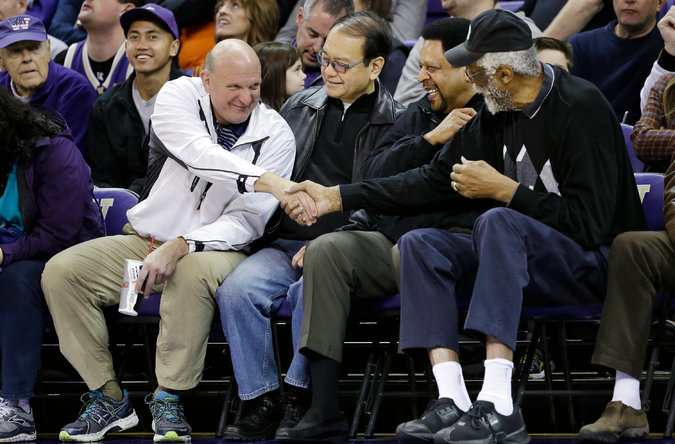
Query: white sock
477 358 514 416
611 370 642 410
432 361 472 412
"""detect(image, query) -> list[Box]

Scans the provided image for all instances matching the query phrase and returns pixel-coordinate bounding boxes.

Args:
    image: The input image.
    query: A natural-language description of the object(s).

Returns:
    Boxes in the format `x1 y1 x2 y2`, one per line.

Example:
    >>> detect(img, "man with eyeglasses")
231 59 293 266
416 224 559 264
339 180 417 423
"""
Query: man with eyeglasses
282 9 645 443
215 11 403 442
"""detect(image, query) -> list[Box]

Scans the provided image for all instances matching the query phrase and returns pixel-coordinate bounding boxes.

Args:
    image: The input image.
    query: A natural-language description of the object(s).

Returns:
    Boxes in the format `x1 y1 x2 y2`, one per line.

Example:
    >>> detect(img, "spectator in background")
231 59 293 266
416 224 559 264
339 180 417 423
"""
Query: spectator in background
87 3 184 194
640 6 675 111
190 0 279 76
518 0 616 41
48 0 87 45
55 0 144 95
534 36 573 71
570 0 664 124
393 0 543 107
0 86 103 444
0 0 66 57
352 0 408 94
254 41 305 111
276 0 354 88
162 0 215 72
213 0 278 45
25 0 58 28
276 0 427 45
631 73 675 172
0 15 97 155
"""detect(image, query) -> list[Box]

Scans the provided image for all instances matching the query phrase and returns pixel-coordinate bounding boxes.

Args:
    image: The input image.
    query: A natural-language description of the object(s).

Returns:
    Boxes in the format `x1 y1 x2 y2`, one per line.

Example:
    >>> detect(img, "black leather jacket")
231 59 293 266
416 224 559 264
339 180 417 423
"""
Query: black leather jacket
258 80 405 246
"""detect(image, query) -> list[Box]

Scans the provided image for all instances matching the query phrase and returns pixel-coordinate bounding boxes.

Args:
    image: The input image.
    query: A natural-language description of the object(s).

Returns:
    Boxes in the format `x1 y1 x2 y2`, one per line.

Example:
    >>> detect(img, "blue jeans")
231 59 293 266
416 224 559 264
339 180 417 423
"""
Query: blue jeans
0 260 46 399
399 208 608 352
216 238 310 400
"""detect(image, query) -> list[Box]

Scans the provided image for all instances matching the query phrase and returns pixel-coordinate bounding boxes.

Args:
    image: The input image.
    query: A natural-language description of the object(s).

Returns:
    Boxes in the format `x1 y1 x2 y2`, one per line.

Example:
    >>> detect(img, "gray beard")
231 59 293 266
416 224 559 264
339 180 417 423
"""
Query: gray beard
473 80 517 114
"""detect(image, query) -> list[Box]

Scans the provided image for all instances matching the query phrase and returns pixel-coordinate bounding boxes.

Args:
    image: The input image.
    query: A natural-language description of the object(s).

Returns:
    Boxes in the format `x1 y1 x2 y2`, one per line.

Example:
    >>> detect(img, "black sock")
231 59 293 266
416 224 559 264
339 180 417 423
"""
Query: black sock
309 355 341 420
284 383 311 408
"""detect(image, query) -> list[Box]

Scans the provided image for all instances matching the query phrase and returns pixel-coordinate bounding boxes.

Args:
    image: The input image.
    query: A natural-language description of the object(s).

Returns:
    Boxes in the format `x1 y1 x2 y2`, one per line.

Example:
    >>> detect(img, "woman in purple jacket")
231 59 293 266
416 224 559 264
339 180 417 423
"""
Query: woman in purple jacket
0 87 103 442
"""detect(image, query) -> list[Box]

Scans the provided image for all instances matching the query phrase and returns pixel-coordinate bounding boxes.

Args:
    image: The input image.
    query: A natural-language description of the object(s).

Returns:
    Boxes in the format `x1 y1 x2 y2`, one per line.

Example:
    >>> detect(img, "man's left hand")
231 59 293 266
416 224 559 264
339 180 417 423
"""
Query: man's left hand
450 156 518 203
134 237 189 295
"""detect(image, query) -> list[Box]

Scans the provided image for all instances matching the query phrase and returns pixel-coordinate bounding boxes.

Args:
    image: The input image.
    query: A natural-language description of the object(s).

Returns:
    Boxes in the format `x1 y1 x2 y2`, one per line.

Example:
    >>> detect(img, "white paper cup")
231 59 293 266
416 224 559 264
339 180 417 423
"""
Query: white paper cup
119 259 144 316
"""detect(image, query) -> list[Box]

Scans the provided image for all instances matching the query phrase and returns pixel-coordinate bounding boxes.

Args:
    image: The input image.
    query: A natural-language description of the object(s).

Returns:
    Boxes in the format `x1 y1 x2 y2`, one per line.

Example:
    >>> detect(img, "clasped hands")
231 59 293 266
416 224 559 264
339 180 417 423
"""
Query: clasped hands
450 156 518 203
256 157 518 228
254 172 341 226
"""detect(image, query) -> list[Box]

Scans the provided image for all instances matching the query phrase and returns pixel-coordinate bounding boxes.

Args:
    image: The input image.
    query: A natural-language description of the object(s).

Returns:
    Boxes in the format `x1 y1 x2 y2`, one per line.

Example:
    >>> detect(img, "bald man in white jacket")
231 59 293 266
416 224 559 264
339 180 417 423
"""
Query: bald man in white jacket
41 39 297 443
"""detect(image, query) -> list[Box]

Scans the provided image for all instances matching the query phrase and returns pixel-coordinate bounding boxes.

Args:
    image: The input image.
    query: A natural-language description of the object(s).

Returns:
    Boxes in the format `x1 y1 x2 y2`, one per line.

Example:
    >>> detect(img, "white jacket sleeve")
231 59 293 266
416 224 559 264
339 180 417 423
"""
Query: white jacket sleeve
182 123 296 252
152 77 266 192
641 59 671 113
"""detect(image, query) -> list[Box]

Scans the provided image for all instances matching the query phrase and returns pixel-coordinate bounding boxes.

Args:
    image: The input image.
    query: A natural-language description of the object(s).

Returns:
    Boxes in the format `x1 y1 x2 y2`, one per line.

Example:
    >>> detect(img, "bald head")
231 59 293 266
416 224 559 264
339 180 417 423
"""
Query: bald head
204 38 261 74
200 39 262 126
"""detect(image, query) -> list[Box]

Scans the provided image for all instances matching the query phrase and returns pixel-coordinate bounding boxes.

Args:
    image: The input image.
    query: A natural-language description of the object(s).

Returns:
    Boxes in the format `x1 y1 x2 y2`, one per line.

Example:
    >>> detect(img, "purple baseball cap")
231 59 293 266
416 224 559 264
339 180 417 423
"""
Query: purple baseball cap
0 15 47 49
120 3 179 40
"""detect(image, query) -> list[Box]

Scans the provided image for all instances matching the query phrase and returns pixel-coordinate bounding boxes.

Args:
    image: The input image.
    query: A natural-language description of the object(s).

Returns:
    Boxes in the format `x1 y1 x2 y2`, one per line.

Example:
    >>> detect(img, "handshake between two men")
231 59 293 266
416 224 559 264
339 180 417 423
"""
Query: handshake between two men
253 156 520 226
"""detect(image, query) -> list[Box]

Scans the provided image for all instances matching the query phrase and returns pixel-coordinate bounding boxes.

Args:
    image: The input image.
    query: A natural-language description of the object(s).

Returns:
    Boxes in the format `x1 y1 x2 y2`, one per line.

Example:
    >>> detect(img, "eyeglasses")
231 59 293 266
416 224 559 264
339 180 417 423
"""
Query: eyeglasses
464 67 485 82
317 50 368 73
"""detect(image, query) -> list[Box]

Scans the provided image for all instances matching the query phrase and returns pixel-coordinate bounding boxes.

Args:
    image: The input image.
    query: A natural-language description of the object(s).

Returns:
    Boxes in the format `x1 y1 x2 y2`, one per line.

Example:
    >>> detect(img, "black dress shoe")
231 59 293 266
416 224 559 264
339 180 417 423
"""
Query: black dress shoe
274 395 306 439
222 394 283 441
276 409 349 442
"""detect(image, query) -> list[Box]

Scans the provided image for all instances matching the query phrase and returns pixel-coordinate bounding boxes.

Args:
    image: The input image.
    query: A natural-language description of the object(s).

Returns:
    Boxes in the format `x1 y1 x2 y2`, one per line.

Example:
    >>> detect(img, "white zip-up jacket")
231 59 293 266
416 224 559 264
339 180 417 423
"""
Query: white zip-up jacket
127 76 295 253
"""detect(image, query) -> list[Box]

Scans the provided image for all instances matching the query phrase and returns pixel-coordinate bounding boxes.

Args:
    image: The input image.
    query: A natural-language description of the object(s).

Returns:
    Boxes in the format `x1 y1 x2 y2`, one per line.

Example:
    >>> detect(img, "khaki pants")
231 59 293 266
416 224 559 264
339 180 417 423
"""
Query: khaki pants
41 225 246 391
301 231 399 363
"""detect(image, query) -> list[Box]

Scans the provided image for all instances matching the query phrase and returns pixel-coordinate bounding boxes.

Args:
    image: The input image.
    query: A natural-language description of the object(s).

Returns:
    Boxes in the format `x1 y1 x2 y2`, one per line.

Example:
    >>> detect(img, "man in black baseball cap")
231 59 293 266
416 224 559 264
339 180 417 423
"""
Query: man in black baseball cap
443 9 542 116
444 9 533 68
280 7 644 444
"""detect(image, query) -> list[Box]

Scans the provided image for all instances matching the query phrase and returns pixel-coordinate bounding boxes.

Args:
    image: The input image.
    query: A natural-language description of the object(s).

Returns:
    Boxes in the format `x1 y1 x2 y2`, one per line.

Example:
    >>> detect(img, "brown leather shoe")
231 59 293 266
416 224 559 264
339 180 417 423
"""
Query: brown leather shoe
579 401 649 443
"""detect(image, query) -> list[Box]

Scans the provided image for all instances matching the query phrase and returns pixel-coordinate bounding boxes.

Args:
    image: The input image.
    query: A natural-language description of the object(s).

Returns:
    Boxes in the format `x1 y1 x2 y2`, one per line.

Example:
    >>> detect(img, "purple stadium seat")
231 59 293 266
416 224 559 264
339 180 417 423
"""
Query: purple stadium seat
93 187 138 236
634 172 665 231
93 188 162 316
621 123 645 173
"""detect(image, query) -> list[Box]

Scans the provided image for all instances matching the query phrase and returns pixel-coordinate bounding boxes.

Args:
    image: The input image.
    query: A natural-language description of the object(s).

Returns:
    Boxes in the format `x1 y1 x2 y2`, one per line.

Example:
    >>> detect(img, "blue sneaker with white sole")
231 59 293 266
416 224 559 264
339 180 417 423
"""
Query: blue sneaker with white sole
0 398 36 442
145 391 192 442
59 390 138 442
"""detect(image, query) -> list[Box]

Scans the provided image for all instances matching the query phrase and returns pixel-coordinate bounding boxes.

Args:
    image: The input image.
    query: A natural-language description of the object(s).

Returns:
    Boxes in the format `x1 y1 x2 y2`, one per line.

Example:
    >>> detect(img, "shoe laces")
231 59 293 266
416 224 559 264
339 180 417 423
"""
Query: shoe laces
242 398 275 426
466 403 489 430
78 392 116 422
282 398 304 423
148 396 185 424
0 399 15 419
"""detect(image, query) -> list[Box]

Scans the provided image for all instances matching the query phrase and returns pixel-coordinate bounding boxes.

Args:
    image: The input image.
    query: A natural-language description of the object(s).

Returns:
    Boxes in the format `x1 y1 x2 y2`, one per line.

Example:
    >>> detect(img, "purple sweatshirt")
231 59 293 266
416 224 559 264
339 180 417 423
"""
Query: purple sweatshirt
1 123 104 267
